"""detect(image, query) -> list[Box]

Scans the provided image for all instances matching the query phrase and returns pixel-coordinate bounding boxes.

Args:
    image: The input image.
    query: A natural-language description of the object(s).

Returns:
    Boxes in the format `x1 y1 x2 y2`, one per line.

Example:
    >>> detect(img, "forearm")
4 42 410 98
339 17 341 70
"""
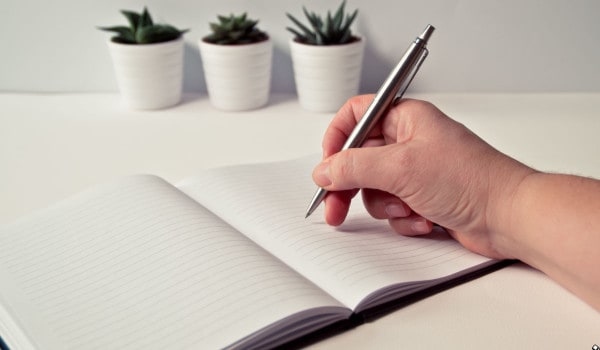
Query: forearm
500 172 600 310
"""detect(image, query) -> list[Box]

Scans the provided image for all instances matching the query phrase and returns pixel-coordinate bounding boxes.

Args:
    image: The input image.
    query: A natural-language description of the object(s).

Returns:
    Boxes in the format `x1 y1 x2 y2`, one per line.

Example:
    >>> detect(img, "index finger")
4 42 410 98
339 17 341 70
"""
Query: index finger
322 94 383 158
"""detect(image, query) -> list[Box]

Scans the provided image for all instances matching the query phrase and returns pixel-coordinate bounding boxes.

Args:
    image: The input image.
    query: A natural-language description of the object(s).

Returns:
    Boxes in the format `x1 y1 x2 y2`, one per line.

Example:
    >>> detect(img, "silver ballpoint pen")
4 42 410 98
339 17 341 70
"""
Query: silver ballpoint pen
305 24 435 218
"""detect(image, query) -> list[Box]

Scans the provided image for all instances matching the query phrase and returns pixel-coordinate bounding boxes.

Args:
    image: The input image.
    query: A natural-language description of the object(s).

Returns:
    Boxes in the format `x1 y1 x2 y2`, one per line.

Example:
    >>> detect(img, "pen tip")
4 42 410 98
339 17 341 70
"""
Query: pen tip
305 208 314 219
305 203 319 219
305 187 327 219
419 24 435 42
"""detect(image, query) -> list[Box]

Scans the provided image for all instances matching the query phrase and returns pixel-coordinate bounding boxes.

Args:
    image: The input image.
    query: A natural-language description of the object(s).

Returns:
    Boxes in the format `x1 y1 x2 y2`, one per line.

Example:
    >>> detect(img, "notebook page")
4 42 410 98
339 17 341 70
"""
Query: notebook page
178 156 493 310
0 175 346 350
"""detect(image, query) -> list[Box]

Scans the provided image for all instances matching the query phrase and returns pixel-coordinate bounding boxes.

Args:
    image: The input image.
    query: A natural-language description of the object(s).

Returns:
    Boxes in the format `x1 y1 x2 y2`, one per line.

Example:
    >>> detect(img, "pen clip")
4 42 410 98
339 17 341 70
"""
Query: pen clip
393 47 429 105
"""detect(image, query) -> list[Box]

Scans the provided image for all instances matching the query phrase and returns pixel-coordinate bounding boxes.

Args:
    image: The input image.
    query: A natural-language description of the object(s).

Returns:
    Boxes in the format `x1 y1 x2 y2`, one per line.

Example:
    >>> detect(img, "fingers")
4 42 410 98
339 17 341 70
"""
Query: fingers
322 95 380 158
313 144 407 195
323 190 358 226
361 188 410 219
361 189 433 235
324 188 434 235
388 215 434 236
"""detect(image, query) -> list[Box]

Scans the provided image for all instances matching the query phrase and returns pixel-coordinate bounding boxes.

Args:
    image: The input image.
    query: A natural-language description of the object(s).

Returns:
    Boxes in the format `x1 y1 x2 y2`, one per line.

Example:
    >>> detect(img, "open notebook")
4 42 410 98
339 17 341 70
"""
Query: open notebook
0 155 503 349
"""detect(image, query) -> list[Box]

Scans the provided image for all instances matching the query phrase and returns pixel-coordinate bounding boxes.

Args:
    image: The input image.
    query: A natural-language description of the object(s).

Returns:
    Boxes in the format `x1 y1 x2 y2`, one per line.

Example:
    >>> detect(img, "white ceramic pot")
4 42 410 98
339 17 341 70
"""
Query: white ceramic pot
289 37 365 113
199 38 272 111
108 38 184 110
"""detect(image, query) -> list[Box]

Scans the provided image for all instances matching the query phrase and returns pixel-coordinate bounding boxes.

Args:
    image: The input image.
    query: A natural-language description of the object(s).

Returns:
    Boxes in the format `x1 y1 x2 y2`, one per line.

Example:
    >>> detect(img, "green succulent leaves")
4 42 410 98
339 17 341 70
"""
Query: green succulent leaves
99 7 188 44
286 0 358 45
203 13 269 45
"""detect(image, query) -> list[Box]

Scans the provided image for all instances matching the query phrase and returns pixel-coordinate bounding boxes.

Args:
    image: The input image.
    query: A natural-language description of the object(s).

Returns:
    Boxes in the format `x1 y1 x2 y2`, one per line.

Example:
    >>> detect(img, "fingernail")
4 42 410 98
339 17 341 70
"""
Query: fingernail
411 218 430 234
314 162 331 187
385 204 409 218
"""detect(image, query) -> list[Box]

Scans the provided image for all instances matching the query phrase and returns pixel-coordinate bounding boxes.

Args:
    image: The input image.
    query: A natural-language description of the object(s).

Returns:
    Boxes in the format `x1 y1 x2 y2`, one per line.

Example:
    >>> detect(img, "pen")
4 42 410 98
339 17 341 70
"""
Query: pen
305 24 435 218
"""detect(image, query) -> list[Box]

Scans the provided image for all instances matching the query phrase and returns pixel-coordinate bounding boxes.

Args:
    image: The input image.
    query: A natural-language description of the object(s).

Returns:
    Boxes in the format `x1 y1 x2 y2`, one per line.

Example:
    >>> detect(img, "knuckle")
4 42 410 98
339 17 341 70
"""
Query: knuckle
388 148 414 194
331 154 349 179
330 152 357 187
347 94 373 107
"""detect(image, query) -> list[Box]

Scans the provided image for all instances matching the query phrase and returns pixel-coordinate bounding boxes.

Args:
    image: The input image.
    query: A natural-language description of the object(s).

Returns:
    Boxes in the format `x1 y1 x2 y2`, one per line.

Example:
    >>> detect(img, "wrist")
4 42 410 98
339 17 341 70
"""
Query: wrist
485 154 538 260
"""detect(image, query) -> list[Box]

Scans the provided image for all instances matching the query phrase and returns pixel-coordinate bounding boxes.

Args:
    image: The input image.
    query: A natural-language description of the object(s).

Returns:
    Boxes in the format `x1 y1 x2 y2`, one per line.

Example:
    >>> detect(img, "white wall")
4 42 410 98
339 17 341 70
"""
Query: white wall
2 0 599 93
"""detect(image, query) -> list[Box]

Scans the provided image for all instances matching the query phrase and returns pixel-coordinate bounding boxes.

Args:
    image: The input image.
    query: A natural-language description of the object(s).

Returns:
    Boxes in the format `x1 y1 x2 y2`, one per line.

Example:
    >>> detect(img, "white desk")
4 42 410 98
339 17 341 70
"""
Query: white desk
1 92 599 348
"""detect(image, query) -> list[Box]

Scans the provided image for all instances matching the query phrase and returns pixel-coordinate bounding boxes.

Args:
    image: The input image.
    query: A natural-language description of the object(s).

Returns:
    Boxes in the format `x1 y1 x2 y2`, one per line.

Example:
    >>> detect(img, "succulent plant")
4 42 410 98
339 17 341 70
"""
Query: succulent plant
286 0 358 45
203 13 269 45
98 7 188 44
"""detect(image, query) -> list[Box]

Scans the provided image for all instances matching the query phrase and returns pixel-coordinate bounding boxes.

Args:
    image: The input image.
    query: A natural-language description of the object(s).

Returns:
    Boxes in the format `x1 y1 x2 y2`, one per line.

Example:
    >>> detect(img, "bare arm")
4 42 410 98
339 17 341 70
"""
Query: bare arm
497 173 600 310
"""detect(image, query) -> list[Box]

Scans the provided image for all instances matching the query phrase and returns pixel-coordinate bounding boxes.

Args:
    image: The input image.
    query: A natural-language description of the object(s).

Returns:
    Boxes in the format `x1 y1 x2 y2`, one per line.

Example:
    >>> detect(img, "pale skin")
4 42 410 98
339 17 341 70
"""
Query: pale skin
312 95 600 311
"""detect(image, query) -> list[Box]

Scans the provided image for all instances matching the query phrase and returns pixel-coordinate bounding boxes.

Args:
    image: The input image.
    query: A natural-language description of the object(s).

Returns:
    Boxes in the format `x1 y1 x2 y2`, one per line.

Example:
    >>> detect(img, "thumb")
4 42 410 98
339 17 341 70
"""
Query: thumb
313 145 406 194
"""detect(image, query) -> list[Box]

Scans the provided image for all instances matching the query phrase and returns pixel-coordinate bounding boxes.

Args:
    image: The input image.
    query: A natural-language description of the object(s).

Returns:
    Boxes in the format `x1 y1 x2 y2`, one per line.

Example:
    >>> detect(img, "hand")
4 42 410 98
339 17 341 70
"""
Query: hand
312 95 534 259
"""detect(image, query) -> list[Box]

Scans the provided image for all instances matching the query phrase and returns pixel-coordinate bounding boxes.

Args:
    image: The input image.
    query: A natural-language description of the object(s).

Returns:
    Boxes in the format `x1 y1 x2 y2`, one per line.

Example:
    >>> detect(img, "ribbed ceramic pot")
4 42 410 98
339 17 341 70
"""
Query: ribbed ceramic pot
107 37 184 110
289 37 365 113
199 38 272 111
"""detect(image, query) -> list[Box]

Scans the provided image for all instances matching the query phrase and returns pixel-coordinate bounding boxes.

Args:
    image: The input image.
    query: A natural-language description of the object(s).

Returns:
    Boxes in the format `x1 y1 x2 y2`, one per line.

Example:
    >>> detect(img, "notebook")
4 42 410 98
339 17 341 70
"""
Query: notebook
0 155 503 349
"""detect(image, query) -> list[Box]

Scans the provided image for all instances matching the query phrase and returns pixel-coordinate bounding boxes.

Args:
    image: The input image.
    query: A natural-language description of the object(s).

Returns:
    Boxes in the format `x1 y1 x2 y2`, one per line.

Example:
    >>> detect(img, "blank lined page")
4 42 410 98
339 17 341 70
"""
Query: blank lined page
0 175 343 349
178 156 493 310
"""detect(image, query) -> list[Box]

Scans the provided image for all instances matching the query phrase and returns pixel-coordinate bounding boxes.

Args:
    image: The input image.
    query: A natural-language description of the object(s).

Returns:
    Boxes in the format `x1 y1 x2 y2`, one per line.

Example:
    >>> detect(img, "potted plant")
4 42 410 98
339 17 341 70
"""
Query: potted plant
99 7 188 110
286 1 364 112
199 13 272 111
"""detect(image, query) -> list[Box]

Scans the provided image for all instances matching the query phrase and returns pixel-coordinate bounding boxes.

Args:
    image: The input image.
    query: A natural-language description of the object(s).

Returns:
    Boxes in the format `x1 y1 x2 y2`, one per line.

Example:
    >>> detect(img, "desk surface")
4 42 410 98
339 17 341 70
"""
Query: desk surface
1 92 599 348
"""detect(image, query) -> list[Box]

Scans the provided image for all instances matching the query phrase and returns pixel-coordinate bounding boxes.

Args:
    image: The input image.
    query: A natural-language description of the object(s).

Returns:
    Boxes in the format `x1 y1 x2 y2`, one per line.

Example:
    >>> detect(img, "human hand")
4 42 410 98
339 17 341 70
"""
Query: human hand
312 95 535 259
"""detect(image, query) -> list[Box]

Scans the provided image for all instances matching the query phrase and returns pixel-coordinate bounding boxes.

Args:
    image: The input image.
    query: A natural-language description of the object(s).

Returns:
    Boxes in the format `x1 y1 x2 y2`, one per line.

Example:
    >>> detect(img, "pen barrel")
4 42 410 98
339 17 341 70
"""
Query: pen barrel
341 36 430 151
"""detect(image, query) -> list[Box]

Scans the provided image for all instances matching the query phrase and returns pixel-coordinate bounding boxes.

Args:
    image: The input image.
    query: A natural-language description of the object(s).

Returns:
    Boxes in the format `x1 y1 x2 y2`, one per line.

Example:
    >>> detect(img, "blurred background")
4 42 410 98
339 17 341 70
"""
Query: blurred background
2 0 599 94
